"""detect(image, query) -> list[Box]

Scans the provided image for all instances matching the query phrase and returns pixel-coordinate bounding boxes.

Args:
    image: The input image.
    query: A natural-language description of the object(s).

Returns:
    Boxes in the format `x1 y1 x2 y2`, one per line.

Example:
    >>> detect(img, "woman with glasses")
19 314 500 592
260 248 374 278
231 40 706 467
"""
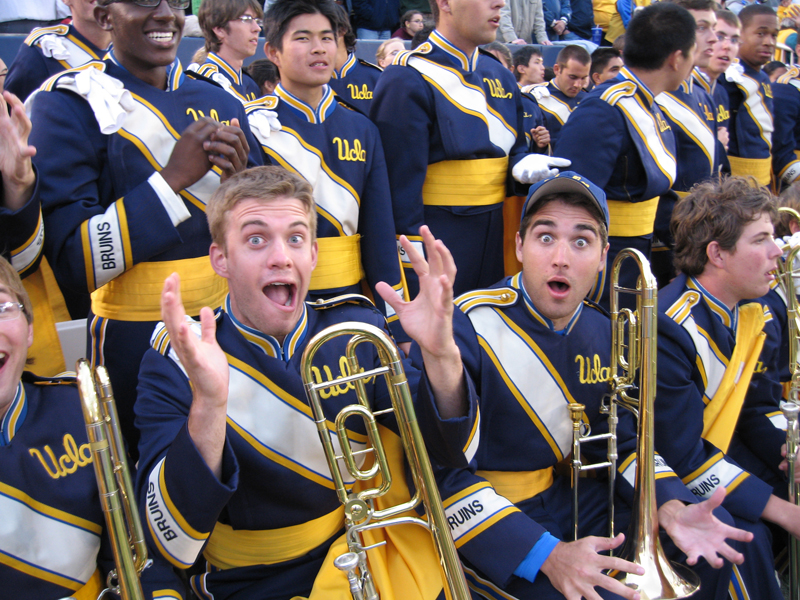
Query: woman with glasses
26 0 262 463
196 0 264 102
391 9 425 39
0 255 188 599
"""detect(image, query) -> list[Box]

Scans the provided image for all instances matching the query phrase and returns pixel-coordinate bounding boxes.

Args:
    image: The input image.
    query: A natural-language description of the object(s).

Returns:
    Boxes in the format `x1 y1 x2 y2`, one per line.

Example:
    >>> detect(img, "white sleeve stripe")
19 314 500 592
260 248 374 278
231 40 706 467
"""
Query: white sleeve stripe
148 172 191 227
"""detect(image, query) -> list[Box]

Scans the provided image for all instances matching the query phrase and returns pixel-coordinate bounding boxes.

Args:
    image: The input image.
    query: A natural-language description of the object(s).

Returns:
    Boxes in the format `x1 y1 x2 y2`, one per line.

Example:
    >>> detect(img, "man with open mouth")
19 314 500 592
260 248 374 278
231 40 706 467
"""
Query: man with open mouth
27 0 262 461
135 165 477 600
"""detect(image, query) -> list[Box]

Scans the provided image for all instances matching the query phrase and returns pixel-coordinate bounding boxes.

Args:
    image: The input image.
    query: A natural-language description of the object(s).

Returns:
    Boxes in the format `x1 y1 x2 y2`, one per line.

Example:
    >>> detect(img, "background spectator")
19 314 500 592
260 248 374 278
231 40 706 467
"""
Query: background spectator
392 9 424 38
376 38 405 67
498 0 552 44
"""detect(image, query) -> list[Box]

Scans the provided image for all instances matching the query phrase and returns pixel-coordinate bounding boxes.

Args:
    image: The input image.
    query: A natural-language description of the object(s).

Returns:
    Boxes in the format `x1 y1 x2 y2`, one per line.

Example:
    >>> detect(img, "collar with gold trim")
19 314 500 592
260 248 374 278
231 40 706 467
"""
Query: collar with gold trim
429 30 480 73
207 52 243 84
511 272 583 335
332 52 357 79
107 49 185 91
223 294 309 361
688 276 737 330
274 83 337 124
0 382 27 446
619 66 655 107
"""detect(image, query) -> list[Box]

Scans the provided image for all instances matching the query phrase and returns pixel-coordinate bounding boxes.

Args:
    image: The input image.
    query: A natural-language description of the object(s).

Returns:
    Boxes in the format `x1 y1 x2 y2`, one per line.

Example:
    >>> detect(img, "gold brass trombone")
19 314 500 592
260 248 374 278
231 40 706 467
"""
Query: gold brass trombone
569 248 700 600
75 360 149 600
300 322 470 600
775 206 800 600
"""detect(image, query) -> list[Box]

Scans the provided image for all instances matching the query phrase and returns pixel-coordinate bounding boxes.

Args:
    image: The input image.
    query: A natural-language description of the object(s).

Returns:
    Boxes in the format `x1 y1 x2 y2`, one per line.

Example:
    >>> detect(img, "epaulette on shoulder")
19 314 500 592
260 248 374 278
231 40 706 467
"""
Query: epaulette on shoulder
333 95 361 112
357 58 382 72
309 293 377 311
25 23 69 46
194 62 219 78
582 298 610 318
600 80 637 106
665 290 701 323
455 287 519 314
395 42 433 66
184 68 223 88
150 321 173 356
520 83 546 95
244 94 279 113
778 66 800 84
38 60 105 93
22 370 77 386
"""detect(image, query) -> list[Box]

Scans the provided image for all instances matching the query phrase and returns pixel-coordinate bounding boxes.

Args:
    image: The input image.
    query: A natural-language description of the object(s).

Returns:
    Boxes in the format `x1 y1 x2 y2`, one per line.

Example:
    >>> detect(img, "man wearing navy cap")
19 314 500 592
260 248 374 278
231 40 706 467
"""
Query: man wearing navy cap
420 171 753 600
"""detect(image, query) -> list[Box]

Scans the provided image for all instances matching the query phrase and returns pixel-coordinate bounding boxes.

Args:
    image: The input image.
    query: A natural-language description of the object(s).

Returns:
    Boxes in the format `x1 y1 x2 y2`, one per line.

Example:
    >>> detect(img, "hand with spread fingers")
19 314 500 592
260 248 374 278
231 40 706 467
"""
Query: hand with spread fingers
0 91 36 210
658 488 752 568
540 533 644 600
206 117 250 182
160 273 229 478
376 225 466 419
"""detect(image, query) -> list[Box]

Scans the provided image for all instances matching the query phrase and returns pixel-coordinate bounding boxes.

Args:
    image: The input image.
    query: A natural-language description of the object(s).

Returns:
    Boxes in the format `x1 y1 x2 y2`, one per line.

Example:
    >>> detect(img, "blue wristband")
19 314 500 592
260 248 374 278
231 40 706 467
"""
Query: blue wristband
513 532 561 583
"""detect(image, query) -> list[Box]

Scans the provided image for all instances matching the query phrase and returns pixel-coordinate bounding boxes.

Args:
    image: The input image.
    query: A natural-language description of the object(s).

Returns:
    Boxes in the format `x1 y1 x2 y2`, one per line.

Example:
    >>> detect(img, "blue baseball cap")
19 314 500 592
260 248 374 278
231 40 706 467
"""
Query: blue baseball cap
520 171 610 229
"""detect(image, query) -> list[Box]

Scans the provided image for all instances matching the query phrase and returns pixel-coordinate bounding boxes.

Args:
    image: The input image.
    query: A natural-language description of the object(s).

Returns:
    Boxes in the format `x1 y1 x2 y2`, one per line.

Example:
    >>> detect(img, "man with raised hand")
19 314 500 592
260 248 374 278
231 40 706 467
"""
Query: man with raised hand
371 0 570 300
135 166 476 600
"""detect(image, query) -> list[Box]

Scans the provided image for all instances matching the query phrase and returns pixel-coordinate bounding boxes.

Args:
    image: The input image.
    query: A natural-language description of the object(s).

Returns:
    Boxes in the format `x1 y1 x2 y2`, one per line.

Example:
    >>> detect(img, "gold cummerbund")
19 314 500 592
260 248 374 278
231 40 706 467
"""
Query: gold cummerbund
72 569 103 600
607 196 659 238
728 156 771 187
422 157 509 207
204 507 345 569
476 468 554 505
91 256 227 321
309 234 364 291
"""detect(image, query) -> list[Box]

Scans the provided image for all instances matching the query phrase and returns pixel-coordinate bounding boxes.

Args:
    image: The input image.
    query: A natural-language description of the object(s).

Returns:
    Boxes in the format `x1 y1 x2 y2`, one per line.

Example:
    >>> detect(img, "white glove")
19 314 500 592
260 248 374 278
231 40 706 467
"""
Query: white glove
512 155 572 184
247 108 282 144
38 34 71 60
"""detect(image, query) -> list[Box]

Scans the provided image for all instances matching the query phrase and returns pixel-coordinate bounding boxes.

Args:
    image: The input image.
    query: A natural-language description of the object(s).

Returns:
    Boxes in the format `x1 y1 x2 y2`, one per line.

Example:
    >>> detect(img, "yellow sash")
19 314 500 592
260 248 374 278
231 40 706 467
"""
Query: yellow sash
702 303 766 453
71 569 103 600
91 256 227 321
607 197 659 237
296 426 445 600
422 157 508 207
22 260 67 376
204 507 346 569
727 156 771 187
476 468 554 504
503 196 524 276
309 235 365 291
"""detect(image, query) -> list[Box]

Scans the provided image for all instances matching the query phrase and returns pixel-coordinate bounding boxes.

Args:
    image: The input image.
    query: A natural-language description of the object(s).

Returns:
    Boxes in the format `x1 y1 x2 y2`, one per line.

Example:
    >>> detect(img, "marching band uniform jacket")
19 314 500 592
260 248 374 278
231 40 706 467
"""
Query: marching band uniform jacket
771 66 800 187
328 53 382 116
525 80 585 146
135 295 477 600
719 60 774 185
370 32 530 298
191 52 260 103
27 55 262 456
5 23 106 101
245 85 408 341
656 274 776 519
554 67 677 308
656 274 785 600
429 274 696 597
1 373 183 600
692 68 732 176
519 88 549 154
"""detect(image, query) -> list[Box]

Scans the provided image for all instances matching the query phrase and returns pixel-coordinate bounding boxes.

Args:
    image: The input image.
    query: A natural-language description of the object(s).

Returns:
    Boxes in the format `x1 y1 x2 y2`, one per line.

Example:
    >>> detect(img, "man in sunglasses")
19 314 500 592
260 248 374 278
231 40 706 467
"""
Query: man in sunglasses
5 0 111 101
195 0 264 103
26 0 262 462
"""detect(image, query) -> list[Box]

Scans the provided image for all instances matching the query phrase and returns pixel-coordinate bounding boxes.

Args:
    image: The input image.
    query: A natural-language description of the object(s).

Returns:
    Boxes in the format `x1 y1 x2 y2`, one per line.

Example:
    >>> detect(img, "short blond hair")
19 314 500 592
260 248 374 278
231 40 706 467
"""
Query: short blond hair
0 256 32 325
207 166 317 250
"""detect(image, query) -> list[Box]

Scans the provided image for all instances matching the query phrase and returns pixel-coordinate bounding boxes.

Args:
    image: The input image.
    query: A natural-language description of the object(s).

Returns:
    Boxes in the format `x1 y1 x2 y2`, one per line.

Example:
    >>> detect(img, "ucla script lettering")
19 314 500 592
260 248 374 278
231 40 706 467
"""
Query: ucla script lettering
575 354 611 384
29 434 93 479
346 83 373 100
332 137 367 162
185 107 231 126
310 356 374 399
483 78 513 99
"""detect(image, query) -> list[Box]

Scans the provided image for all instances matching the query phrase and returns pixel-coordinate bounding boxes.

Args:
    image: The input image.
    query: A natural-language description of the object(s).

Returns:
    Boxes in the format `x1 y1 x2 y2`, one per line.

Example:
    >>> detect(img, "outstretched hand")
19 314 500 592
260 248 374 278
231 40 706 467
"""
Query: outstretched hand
0 91 36 210
161 273 229 477
658 488 752 568
540 534 644 600
375 226 466 419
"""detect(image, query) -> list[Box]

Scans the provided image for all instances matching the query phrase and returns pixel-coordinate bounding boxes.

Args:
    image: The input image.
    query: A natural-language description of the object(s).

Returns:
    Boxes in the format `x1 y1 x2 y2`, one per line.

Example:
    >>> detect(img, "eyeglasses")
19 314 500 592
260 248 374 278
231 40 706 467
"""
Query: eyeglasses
234 14 263 27
103 0 191 10
0 302 24 322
